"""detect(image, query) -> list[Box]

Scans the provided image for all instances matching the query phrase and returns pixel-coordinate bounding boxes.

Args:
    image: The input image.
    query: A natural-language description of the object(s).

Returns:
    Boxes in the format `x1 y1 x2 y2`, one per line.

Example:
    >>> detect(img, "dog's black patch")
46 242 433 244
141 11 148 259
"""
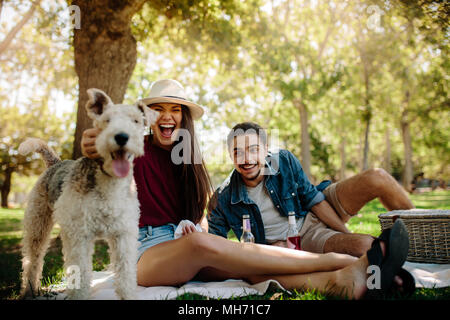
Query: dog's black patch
70 158 98 194
46 160 75 204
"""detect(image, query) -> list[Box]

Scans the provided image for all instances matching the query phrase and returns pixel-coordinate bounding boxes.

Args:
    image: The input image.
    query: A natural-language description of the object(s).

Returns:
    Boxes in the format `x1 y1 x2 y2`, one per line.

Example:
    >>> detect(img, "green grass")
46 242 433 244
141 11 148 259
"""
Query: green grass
348 189 450 237
1 190 449 300
0 208 109 299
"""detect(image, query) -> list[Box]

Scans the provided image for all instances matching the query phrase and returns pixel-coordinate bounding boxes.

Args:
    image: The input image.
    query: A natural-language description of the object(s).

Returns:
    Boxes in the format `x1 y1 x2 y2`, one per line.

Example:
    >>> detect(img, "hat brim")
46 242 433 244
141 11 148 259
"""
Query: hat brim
139 97 204 120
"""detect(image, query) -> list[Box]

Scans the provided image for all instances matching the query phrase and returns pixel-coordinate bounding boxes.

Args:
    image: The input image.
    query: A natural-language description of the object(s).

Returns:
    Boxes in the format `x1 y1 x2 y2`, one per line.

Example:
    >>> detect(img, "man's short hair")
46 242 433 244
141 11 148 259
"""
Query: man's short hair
226 122 268 150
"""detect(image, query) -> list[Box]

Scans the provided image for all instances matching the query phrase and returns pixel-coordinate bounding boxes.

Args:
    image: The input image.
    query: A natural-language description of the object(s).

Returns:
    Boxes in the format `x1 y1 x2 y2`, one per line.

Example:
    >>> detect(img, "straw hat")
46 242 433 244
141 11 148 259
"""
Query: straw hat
139 79 204 120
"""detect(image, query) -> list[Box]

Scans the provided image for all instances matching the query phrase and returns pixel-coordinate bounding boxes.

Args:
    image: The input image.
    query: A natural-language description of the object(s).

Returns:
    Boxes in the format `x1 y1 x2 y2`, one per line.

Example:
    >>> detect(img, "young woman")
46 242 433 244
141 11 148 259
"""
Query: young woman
81 79 407 299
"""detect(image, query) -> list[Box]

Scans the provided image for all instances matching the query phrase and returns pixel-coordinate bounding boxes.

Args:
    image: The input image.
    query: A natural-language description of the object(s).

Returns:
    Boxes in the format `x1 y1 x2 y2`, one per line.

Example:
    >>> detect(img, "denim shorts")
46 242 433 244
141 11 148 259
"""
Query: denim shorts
137 223 177 262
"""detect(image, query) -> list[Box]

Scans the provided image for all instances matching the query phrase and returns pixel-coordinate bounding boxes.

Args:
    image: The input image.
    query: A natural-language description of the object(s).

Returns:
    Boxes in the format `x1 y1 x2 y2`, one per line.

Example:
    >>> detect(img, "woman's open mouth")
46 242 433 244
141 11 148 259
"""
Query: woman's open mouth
159 124 176 138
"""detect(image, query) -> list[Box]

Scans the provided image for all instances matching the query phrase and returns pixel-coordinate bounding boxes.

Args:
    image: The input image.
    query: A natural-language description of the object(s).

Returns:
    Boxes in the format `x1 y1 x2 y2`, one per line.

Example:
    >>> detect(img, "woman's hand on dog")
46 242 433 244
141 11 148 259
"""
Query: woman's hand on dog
81 128 101 159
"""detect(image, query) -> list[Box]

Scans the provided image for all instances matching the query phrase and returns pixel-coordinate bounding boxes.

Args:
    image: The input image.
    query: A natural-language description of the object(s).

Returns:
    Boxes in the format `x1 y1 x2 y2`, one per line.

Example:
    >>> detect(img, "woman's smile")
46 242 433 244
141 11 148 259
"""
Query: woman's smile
159 123 176 138
149 103 183 149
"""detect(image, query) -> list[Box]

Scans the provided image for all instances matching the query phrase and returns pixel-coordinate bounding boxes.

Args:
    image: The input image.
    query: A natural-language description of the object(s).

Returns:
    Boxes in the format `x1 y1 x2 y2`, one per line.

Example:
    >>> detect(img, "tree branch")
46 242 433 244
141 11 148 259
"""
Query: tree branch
311 2 344 78
121 0 149 19
0 0 41 56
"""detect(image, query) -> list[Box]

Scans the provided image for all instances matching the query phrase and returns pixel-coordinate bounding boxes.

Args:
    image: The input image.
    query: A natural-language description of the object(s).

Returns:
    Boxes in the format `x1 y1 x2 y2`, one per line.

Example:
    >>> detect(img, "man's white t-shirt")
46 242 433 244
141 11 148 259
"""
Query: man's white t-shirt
246 178 304 243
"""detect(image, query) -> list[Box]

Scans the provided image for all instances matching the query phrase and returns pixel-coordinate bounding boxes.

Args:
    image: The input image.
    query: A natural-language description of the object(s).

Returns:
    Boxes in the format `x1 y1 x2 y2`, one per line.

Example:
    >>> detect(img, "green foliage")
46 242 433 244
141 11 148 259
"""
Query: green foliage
131 0 257 67
2 0 448 194
310 128 337 181
0 0 76 206
0 103 74 206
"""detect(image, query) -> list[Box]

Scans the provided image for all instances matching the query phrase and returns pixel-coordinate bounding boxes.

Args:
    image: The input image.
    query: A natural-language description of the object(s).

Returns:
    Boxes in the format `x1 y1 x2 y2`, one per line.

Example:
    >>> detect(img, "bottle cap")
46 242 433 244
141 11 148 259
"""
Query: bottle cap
243 214 250 219
288 211 295 216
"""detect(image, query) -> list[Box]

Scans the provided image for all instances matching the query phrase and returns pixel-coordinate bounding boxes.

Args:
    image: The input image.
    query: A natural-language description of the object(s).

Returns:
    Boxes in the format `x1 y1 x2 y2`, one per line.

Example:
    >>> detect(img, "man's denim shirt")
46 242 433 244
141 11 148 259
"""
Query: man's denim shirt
208 149 331 244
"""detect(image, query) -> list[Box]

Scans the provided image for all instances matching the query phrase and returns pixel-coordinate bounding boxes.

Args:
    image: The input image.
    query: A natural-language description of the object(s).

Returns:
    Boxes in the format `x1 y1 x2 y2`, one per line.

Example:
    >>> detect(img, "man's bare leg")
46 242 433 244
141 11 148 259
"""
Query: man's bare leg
322 169 410 288
336 168 414 216
322 169 413 256
323 233 374 257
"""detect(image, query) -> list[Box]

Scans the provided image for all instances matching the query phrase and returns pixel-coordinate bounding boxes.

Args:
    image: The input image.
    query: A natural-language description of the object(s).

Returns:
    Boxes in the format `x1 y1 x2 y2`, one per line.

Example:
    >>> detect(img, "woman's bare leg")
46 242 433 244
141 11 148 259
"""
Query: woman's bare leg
245 239 393 299
137 232 356 287
246 254 370 300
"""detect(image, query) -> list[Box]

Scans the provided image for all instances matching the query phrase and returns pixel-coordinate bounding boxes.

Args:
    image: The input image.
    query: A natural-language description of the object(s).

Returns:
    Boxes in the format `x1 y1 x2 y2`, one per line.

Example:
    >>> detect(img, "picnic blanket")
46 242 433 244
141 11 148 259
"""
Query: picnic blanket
44 261 449 300
44 273 287 300
403 261 450 288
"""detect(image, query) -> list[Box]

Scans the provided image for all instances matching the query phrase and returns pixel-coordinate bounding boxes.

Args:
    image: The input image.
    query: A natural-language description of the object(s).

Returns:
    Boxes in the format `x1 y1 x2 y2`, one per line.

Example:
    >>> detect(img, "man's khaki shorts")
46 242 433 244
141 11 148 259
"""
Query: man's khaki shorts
299 182 352 253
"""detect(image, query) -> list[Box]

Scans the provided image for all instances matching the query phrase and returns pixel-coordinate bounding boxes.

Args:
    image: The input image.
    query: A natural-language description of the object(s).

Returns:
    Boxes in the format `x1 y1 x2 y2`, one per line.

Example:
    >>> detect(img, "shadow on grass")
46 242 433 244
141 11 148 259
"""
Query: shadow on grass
0 235 110 300
0 211 24 233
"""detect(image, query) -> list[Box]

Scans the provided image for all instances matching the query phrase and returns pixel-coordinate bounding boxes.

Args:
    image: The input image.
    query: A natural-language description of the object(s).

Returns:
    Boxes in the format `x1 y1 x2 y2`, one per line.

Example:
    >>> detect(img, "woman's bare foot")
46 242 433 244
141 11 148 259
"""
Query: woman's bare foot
333 254 370 299
332 241 403 299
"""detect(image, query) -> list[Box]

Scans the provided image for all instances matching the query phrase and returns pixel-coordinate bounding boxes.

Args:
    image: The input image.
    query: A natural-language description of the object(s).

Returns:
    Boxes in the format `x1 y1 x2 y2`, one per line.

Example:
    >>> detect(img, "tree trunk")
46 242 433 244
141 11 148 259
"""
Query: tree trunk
1 167 13 208
384 126 391 174
295 100 312 180
356 128 361 170
71 0 145 159
339 136 346 180
401 118 413 192
401 91 413 192
360 47 372 172
362 116 371 171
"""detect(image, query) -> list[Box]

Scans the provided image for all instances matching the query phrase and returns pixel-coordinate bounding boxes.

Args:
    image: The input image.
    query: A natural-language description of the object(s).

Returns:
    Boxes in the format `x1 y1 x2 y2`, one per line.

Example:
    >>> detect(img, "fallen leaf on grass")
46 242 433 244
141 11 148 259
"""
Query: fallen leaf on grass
270 292 283 300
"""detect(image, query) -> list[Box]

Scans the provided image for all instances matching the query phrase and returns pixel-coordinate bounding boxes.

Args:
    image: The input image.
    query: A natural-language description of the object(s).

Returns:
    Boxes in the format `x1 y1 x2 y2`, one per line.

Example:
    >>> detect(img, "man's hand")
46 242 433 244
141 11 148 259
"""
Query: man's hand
81 128 101 159
270 240 288 248
311 200 350 234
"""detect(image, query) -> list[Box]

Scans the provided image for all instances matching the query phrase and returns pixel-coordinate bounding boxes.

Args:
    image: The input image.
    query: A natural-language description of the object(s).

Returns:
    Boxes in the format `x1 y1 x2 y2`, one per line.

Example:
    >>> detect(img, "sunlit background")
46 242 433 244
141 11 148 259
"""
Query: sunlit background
0 0 448 208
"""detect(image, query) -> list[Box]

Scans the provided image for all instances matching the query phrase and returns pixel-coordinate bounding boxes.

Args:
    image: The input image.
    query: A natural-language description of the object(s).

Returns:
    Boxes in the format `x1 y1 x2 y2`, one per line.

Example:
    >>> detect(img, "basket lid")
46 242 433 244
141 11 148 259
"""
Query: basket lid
379 209 450 219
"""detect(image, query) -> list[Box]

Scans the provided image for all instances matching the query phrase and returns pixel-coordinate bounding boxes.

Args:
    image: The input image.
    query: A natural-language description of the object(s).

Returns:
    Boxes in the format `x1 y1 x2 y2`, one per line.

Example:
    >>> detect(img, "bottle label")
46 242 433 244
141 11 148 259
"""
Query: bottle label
287 236 302 250
243 219 251 231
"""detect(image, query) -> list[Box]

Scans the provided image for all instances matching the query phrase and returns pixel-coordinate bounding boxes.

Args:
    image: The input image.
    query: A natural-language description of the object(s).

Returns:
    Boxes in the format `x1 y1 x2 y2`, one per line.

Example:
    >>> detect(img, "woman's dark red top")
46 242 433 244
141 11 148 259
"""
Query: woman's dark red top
133 139 184 228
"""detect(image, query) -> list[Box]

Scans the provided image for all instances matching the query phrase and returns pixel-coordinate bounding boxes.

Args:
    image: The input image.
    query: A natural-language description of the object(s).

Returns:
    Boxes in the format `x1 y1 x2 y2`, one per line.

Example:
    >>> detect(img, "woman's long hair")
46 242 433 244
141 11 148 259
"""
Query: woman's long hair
175 106 213 224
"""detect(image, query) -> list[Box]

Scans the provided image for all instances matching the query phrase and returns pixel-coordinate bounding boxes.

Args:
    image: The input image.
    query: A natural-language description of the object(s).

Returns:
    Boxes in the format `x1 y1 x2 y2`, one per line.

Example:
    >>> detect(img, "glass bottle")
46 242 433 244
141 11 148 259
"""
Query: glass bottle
286 211 302 250
240 214 255 243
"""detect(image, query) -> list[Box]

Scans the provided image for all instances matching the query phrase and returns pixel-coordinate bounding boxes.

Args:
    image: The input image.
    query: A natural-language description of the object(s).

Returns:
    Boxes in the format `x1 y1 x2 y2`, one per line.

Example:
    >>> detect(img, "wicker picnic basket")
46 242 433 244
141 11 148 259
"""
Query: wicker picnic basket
378 209 450 264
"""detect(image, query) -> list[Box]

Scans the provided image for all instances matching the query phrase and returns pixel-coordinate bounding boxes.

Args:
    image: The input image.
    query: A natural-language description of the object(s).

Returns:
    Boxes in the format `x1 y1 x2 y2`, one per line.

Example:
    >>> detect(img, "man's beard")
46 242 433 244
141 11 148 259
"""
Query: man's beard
244 168 261 180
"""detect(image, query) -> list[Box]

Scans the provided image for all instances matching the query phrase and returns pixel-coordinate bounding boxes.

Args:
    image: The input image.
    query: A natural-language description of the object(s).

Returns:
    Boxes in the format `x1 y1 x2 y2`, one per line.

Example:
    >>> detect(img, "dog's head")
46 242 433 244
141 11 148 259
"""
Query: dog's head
85 88 158 178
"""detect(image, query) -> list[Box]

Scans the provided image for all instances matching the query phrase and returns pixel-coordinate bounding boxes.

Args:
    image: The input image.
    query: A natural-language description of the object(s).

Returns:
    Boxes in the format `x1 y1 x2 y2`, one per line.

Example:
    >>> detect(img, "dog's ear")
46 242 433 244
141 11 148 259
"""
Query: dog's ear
137 101 159 126
86 89 113 120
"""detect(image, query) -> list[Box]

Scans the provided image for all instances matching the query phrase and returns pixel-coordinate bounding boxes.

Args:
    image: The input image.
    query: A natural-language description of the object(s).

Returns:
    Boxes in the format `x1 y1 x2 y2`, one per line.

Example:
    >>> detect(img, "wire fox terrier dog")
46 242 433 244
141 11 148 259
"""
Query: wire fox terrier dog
19 89 158 300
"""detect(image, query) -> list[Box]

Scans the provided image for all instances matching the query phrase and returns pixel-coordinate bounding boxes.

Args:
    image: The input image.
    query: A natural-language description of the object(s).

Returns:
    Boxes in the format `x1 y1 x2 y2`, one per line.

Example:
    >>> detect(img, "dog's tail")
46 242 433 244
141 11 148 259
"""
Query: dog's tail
19 138 61 168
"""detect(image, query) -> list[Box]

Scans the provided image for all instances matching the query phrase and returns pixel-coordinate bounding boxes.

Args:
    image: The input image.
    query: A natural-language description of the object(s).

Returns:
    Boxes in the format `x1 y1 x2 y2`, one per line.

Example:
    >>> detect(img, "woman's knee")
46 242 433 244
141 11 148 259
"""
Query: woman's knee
183 232 222 257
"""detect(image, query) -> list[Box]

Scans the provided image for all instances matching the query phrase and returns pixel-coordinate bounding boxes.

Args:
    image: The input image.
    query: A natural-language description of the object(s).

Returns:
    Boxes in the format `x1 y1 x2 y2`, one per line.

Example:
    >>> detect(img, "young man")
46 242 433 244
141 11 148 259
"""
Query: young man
208 122 414 257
